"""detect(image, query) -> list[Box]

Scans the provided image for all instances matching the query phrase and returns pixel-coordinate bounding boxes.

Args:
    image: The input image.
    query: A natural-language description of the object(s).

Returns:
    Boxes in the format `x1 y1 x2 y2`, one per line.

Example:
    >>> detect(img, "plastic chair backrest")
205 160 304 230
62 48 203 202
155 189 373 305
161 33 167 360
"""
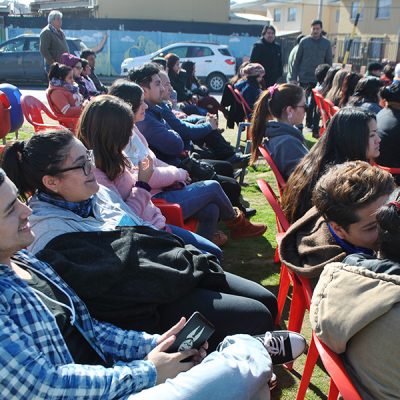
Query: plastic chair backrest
0 90 11 139
45 91 78 132
313 89 330 131
21 95 65 133
323 98 337 119
258 145 286 195
233 88 252 117
313 332 362 400
374 163 400 175
0 83 24 133
257 178 290 232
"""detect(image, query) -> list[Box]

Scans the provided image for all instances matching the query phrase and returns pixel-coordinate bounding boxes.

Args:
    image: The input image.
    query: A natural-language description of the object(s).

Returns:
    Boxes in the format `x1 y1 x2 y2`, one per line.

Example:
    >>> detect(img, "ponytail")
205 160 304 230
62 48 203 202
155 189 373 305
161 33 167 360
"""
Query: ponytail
48 62 72 81
1 130 75 201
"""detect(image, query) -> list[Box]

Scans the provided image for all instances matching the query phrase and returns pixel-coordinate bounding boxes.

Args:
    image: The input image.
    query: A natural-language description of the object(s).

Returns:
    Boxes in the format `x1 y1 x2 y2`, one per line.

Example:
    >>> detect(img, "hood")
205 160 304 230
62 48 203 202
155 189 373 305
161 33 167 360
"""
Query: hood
311 262 400 353
265 121 304 142
279 206 346 281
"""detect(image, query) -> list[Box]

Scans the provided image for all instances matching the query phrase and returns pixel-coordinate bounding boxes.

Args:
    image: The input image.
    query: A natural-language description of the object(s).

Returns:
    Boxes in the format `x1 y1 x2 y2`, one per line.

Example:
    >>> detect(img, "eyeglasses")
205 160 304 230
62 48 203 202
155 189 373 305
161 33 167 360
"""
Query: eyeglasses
53 150 94 176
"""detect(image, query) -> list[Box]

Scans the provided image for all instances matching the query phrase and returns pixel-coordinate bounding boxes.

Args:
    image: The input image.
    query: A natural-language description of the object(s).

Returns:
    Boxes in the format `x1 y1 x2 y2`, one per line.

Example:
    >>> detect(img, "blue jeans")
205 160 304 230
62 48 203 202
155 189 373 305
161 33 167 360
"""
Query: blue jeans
154 181 235 240
168 224 222 261
129 334 271 400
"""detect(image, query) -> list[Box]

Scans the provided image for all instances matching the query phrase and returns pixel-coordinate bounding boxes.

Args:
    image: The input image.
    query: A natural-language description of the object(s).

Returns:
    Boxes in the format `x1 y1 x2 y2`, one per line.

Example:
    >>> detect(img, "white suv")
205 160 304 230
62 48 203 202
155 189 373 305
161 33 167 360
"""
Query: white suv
121 42 236 92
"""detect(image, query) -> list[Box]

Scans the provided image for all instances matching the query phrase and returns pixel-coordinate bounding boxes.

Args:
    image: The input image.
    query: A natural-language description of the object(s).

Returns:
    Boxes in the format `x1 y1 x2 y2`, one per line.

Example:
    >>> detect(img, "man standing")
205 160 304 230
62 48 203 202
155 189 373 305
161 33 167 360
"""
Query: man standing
250 25 283 87
39 10 69 73
288 19 332 128
81 49 108 93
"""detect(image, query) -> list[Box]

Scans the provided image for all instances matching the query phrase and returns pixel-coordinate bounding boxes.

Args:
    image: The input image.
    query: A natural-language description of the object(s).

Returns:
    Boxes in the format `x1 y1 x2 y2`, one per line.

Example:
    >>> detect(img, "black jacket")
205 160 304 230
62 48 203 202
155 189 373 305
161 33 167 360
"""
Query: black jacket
344 253 400 276
250 38 283 87
36 227 224 332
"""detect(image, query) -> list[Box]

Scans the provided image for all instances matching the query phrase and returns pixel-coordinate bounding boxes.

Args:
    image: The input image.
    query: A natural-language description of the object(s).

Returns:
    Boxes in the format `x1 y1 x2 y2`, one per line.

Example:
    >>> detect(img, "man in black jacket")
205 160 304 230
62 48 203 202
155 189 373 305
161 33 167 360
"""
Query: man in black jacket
250 25 283 87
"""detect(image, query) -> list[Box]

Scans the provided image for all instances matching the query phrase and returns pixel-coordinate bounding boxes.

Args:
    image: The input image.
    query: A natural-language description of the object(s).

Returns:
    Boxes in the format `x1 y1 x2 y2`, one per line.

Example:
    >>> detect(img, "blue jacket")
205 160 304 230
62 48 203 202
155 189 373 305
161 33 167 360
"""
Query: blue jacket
159 102 213 148
263 121 308 180
234 79 262 112
136 102 184 166
0 250 158 399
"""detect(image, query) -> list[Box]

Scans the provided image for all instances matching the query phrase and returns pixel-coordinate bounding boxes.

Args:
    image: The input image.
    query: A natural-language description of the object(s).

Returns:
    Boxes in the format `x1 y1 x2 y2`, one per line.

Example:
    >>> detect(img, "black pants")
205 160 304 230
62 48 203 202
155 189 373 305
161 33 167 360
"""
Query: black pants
158 272 277 351
300 82 316 128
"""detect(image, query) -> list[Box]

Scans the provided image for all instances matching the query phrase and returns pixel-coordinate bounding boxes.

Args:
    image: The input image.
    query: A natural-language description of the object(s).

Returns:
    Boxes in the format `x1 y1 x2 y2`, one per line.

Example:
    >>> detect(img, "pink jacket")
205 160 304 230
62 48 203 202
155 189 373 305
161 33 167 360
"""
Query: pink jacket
128 126 188 196
93 165 167 230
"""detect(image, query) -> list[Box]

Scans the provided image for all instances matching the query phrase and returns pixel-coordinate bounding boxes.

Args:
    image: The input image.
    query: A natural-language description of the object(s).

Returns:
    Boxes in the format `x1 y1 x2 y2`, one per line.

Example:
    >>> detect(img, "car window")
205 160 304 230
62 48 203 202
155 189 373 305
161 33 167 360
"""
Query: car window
187 46 214 58
218 48 231 56
163 46 188 58
26 38 40 52
0 38 25 53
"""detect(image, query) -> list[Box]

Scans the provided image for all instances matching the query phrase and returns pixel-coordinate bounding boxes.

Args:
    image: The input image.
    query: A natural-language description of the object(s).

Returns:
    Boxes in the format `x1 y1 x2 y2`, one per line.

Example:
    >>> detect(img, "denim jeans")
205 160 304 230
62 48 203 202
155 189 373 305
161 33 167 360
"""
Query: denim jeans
168 224 222 261
128 334 271 400
153 181 235 240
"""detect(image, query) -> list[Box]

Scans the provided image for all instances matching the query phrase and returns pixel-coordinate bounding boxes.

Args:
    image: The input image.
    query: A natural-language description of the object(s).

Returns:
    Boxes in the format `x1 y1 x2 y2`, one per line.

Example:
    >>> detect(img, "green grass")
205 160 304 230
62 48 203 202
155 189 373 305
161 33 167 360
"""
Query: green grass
9 118 328 398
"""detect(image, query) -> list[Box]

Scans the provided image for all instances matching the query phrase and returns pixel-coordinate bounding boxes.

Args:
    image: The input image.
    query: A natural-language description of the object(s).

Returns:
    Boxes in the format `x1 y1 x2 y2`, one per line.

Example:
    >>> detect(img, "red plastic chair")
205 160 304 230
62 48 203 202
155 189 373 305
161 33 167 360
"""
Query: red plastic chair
257 178 307 328
374 163 400 176
0 90 11 143
323 98 339 119
312 89 330 136
45 92 79 132
258 145 286 197
21 95 71 133
152 198 198 232
297 330 362 400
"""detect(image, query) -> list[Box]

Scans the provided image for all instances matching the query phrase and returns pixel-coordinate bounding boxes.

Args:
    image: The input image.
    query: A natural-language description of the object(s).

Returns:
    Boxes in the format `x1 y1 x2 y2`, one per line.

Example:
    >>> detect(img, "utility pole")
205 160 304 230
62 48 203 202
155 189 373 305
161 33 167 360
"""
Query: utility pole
317 0 323 20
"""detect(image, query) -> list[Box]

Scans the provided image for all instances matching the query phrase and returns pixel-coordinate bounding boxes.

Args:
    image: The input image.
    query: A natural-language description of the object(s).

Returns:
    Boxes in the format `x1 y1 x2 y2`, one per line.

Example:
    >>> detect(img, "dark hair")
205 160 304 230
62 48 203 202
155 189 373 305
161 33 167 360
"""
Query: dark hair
181 60 200 89
77 95 133 181
313 161 394 230
380 80 400 104
326 69 348 106
262 25 276 35
368 62 383 73
48 62 72 81
349 77 384 106
376 189 400 262
165 53 180 72
0 168 5 186
320 66 340 97
296 34 305 45
339 72 362 107
382 64 395 81
81 59 89 69
152 57 167 69
128 63 160 88
315 63 330 84
108 79 144 114
311 19 323 27
80 50 95 59
1 131 75 201
250 84 304 163
282 108 377 224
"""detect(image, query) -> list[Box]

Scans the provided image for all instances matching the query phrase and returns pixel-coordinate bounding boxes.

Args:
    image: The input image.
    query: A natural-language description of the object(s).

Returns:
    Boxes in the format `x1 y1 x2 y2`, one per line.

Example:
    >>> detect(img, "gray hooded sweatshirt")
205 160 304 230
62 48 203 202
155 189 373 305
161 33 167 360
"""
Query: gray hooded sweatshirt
263 121 308 180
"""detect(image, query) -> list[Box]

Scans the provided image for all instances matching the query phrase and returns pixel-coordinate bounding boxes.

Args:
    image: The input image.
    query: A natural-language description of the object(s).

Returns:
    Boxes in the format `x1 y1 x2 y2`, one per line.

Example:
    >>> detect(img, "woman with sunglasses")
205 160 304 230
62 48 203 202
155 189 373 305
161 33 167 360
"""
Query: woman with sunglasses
249 83 308 180
1 131 278 349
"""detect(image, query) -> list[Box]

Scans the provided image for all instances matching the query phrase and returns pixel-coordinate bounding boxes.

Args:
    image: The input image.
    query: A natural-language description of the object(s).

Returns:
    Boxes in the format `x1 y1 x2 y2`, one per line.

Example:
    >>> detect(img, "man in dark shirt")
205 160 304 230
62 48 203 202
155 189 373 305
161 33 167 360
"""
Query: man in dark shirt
250 25 283 87
81 50 107 93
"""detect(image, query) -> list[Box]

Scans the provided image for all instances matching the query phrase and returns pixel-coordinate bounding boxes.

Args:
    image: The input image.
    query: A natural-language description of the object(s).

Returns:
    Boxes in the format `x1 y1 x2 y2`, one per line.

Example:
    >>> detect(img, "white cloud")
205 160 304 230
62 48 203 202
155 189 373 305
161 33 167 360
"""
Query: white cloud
120 36 135 43
229 37 240 42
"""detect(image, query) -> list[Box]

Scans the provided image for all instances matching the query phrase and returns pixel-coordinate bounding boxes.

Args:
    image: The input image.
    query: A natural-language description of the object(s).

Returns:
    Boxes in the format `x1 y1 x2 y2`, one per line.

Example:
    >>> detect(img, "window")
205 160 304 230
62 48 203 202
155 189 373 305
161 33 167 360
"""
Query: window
187 46 214 58
159 46 188 58
218 48 231 56
351 1 364 20
376 0 391 19
26 38 40 52
0 38 25 53
274 8 281 22
335 9 340 23
287 7 296 22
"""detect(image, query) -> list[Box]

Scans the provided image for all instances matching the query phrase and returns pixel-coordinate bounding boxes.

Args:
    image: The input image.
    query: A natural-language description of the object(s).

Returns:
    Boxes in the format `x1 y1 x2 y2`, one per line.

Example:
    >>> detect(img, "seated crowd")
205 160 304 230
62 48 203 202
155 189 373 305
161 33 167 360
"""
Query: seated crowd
2 32 400 398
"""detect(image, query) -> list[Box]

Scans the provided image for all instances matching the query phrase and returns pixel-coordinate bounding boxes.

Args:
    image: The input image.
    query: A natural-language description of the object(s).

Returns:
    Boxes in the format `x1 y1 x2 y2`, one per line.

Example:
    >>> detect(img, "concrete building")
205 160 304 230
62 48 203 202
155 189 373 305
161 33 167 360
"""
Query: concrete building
30 0 230 23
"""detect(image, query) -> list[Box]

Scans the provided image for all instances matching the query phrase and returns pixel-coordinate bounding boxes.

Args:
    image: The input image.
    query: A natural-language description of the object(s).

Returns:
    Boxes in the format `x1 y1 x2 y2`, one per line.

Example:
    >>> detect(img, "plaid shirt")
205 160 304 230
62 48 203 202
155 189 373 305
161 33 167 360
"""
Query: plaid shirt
0 250 159 399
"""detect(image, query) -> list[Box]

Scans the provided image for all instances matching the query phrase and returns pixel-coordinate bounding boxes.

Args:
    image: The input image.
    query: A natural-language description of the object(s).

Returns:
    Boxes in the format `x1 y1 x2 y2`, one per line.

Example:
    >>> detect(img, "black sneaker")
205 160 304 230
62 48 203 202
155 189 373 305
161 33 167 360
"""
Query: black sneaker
255 330 307 365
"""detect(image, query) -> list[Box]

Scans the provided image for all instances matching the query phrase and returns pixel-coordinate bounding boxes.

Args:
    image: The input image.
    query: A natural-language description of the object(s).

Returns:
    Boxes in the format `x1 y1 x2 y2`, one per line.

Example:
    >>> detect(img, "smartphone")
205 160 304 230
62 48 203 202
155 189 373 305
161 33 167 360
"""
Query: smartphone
168 312 215 353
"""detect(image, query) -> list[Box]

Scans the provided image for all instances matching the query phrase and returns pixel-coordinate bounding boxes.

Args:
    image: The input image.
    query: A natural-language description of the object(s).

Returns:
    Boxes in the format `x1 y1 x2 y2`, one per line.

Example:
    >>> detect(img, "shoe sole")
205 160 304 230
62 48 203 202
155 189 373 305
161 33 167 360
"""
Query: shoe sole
230 226 267 239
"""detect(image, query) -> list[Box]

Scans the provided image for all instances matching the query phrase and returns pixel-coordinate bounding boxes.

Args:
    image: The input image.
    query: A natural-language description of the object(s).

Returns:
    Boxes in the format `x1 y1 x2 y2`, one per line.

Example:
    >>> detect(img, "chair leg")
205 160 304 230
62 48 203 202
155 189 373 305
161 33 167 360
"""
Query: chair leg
275 264 290 325
274 247 280 263
327 380 339 400
296 336 319 400
239 140 251 185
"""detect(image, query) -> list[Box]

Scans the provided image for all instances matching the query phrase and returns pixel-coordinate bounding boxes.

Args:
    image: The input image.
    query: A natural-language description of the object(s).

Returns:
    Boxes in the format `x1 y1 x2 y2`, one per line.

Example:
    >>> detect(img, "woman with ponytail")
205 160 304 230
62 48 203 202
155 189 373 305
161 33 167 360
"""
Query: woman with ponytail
46 62 84 126
249 83 308 180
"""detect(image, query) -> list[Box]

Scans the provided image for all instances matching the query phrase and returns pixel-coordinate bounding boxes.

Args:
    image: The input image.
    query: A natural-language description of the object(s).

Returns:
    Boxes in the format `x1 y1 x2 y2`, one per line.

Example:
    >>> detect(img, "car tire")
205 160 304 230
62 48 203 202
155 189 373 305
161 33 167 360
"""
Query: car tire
206 72 227 92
